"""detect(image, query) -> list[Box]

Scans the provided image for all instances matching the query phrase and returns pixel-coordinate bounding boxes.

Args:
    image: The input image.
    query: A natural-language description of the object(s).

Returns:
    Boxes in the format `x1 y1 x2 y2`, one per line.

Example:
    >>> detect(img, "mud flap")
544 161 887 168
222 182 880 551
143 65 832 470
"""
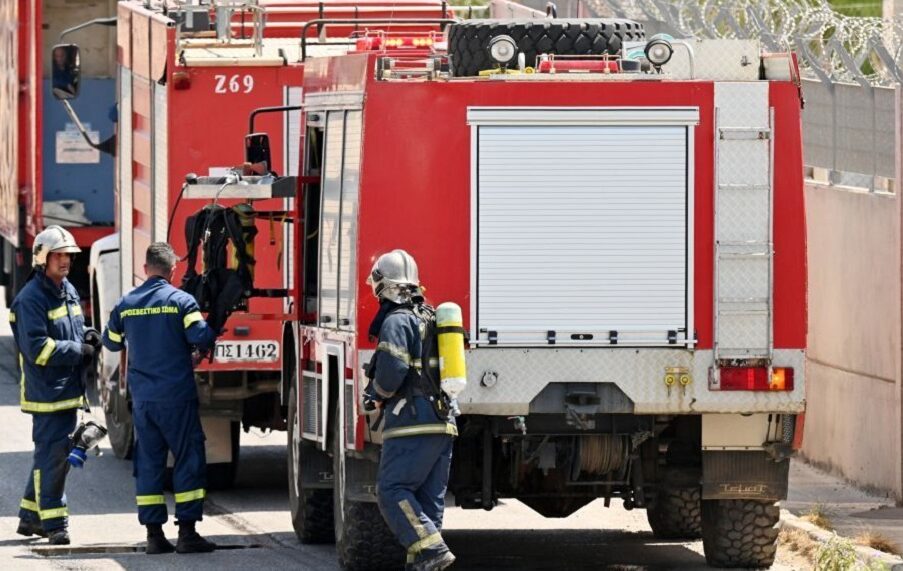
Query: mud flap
701 451 789 501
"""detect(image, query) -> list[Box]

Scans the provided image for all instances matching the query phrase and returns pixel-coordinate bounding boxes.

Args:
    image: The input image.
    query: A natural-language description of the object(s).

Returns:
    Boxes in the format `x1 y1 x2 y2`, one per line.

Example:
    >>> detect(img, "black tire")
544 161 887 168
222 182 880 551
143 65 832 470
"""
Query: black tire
701 499 780 568
206 421 241 490
647 485 702 539
288 374 334 543
448 18 645 77
333 412 404 570
103 368 134 460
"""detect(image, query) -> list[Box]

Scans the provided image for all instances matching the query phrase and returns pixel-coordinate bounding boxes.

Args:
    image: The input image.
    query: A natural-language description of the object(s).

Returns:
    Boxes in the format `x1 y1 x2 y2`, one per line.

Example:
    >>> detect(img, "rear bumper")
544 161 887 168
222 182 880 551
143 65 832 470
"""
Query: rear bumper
459 348 805 415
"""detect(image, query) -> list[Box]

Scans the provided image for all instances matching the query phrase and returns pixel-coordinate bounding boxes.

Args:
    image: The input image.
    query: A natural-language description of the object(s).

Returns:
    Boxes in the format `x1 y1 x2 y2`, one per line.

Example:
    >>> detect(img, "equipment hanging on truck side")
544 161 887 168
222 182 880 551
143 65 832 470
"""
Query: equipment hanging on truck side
83 0 458 490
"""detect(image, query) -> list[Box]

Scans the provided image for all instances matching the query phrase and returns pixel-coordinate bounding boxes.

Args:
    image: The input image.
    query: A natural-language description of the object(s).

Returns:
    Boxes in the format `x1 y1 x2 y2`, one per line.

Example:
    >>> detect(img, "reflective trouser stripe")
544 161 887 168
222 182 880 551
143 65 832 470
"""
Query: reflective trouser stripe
382 424 458 440
136 495 166 506
41 507 68 520
399 499 429 540
32 470 65 520
20 499 38 512
174 489 206 503
406 532 443 563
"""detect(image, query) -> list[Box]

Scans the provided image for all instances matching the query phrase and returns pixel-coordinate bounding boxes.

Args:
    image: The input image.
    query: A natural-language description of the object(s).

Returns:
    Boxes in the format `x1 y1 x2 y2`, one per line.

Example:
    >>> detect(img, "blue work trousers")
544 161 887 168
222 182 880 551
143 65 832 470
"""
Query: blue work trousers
133 400 207 525
376 434 453 564
19 410 78 532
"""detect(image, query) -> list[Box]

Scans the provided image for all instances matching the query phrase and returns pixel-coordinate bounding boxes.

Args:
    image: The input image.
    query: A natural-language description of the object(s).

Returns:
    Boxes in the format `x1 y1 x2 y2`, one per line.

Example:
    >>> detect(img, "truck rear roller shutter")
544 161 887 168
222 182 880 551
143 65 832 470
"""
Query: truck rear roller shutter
470 108 698 347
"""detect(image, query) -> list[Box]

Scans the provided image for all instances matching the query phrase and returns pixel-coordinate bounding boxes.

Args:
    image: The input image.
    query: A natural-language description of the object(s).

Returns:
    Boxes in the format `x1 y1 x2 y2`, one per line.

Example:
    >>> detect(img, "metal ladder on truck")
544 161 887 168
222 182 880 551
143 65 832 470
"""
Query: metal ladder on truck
712 82 774 385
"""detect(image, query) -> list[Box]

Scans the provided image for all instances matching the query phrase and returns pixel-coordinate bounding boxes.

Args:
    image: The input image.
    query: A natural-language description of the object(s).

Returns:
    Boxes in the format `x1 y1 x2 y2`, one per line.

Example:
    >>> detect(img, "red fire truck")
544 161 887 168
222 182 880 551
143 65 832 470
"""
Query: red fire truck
260 26 804 571
79 0 453 488
1 0 116 309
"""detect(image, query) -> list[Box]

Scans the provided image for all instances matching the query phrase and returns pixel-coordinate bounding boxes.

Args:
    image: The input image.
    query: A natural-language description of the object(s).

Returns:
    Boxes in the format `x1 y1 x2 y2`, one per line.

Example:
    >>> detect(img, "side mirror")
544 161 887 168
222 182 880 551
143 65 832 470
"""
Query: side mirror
51 44 81 100
245 132 271 173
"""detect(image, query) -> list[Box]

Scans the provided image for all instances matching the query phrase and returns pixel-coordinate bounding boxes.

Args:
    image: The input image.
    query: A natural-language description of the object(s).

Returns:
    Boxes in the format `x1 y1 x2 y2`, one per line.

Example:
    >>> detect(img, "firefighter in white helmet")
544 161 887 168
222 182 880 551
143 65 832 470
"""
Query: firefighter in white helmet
9 226 99 545
363 249 457 571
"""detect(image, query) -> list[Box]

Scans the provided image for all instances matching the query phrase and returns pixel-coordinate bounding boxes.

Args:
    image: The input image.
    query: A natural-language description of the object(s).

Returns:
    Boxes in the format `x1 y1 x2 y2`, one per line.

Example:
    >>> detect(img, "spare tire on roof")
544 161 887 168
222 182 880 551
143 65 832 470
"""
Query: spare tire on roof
447 18 646 77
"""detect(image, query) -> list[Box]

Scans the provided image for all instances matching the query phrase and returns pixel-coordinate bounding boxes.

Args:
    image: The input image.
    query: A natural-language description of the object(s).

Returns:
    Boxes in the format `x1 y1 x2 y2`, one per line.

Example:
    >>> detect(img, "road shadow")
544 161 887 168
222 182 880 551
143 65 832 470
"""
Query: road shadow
444 528 707 570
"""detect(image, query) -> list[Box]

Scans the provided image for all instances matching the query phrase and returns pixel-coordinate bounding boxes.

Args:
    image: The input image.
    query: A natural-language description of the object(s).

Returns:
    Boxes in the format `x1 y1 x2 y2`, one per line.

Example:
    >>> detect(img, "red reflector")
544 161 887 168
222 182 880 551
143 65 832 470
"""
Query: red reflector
718 367 794 391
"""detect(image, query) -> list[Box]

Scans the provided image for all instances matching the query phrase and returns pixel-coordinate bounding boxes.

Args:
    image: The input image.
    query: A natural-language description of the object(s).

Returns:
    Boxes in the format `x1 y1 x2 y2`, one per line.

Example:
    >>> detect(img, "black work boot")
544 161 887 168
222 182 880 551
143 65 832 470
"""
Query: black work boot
16 520 46 538
145 524 175 554
408 547 456 571
47 529 70 546
175 521 216 554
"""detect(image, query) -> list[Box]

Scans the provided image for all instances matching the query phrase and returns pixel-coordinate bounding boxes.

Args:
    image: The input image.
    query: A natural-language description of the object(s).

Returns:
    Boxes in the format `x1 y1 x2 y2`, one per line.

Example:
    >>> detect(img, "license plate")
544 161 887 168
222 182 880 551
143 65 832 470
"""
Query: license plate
213 340 280 363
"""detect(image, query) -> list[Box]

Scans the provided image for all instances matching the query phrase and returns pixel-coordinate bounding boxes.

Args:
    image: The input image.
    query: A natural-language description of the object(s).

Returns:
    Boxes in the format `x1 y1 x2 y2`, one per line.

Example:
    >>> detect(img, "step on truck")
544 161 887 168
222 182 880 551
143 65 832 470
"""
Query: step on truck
270 21 807 571
81 0 452 488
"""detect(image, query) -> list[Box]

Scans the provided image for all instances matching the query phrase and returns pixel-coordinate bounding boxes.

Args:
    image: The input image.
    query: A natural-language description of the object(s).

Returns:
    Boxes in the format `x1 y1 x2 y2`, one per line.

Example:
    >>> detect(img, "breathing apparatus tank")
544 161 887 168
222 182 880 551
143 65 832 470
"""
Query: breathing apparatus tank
436 302 467 417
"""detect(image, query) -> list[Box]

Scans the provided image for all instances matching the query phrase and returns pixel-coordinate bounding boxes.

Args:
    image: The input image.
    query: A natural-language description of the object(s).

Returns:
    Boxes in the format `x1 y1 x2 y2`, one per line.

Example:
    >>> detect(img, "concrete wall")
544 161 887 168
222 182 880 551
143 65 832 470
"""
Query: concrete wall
803 182 902 496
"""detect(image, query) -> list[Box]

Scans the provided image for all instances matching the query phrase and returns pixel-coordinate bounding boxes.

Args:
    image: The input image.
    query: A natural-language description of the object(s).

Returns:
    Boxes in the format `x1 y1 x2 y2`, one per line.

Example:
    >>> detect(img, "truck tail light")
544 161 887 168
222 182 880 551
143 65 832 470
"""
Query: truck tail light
717 367 794 391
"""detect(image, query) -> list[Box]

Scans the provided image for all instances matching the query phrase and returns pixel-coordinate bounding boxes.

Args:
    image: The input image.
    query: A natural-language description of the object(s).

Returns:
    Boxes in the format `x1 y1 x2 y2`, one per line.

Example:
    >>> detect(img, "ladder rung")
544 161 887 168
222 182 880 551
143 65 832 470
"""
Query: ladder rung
718 240 771 248
719 128 771 140
718 183 770 191
718 309 769 316
719 297 769 305
718 251 771 259
717 352 771 360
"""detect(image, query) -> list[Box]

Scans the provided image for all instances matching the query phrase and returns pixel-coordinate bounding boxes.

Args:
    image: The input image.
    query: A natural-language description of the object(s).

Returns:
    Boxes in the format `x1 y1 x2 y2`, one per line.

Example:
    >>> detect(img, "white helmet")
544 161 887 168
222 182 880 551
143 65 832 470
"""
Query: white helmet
367 249 420 302
32 225 81 267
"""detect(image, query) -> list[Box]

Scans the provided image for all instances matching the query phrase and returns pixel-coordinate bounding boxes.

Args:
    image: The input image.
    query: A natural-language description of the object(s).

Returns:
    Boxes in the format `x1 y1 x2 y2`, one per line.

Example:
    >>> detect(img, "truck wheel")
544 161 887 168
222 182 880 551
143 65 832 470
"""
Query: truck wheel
333 412 404 570
288 375 334 543
701 499 780 568
647 485 701 539
447 19 645 77
206 421 241 490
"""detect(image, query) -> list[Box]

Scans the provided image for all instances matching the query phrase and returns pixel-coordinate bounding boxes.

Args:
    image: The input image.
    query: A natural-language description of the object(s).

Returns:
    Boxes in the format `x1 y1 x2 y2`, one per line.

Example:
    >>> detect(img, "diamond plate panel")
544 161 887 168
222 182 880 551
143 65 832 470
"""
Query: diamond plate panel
718 140 769 187
665 40 762 82
717 313 769 354
714 82 770 128
717 188 769 243
718 256 768 300
460 349 804 415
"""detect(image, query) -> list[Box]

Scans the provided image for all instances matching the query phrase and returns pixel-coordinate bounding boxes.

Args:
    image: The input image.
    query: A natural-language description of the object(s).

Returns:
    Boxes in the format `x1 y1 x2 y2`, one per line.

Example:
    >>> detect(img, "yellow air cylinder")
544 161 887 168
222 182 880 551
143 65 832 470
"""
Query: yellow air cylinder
436 302 467 412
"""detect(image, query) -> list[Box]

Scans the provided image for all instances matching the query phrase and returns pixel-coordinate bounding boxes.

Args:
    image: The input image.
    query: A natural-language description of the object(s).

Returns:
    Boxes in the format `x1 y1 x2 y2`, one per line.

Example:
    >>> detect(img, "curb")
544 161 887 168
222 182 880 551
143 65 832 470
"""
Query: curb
780 509 903 570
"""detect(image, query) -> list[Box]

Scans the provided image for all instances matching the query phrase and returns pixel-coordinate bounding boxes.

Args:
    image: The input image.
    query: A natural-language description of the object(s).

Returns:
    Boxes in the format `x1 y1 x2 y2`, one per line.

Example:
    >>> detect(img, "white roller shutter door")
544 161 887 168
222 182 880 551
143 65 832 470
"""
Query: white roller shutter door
473 111 694 347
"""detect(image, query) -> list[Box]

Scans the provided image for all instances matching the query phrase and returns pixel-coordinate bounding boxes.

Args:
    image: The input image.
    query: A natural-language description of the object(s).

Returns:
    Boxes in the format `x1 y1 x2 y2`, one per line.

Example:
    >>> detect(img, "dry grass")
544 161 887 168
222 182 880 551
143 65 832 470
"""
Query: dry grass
801 503 834 531
855 530 902 557
779 527 821 562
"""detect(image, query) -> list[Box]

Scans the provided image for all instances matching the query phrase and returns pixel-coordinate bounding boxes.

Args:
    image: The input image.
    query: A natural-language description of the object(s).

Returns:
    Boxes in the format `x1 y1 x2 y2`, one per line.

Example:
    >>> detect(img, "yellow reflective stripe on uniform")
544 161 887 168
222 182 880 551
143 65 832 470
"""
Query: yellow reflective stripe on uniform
174 489 206 503
399 499 429 539
34 470 40 518
376 342 413 366
40 507 68 520
35 338 56 366
121 306 180 317
8 311 15 323
20 499 38 512
382 424 458 439
47 305 69 320
21 396 84 413
20 351 85 412
136 495 166 506
72 305 82 317
107 330 122 343
406 532 443 563
183 311 203 329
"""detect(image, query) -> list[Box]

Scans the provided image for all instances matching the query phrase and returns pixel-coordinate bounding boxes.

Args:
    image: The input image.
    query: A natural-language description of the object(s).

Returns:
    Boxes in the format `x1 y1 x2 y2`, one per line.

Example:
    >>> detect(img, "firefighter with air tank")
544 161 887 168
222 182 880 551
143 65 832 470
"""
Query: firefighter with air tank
363 249 467 571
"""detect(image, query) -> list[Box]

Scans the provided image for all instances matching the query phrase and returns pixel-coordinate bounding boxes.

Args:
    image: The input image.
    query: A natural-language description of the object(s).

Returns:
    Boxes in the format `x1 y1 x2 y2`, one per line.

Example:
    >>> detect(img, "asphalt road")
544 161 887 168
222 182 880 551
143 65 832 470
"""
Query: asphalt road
0 292 811 570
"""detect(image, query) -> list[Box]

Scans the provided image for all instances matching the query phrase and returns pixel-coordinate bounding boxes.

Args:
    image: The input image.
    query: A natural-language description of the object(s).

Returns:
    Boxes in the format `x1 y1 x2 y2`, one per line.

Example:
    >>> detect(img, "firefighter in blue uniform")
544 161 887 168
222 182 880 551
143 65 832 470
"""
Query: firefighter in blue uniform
364 250 457 571
11 226 98 545
102 242 219 554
